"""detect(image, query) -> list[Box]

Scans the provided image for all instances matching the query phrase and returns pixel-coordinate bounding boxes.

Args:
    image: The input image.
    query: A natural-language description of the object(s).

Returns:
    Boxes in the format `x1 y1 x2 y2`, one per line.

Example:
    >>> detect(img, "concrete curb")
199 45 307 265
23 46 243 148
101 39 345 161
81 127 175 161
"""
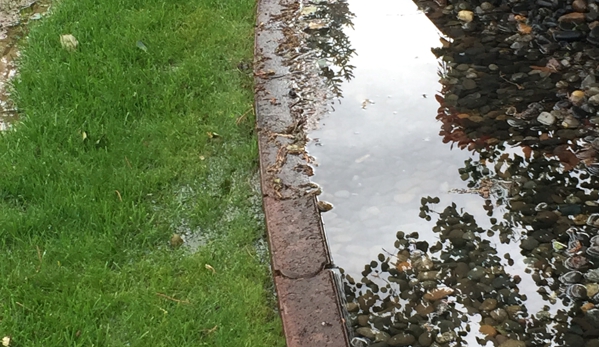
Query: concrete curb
254 0 351 346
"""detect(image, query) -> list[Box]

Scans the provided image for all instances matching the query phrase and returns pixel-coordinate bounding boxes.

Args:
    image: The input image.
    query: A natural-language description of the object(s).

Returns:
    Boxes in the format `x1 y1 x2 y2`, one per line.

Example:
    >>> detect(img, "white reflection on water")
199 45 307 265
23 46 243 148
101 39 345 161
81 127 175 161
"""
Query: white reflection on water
307 0 571 337
308 0 473 276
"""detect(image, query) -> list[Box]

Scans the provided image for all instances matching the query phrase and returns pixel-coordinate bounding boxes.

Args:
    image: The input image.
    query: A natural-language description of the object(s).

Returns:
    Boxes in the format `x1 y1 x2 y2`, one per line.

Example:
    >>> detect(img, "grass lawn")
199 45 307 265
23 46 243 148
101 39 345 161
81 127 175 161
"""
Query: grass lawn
0 0 284 345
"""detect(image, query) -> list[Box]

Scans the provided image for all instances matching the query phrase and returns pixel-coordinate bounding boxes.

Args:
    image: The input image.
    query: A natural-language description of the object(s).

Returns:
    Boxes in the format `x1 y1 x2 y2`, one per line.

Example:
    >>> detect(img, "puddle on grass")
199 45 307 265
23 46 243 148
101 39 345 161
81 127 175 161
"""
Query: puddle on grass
0 0 50 129
304 0 599 345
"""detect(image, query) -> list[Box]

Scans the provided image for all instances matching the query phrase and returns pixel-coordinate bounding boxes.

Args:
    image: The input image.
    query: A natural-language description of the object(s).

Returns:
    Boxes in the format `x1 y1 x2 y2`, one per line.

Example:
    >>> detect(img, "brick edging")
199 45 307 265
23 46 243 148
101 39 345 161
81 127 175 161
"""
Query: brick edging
254 0 351 346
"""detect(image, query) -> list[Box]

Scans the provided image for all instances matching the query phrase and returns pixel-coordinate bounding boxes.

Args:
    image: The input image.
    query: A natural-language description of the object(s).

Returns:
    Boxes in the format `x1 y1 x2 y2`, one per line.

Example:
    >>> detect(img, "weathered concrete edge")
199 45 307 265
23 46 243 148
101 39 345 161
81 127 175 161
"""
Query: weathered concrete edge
253 0 351 346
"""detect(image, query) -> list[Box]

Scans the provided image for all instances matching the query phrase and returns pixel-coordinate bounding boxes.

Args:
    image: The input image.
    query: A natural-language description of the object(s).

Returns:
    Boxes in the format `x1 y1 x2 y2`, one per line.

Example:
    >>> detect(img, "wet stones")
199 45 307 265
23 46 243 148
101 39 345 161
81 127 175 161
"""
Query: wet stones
558 12 586 23
537 111 556 125
573 0 588 12
388 333 416 346
498 339 526 347
480 324 498 337
355 327 390 343
418 332 433 346
480 298 498 311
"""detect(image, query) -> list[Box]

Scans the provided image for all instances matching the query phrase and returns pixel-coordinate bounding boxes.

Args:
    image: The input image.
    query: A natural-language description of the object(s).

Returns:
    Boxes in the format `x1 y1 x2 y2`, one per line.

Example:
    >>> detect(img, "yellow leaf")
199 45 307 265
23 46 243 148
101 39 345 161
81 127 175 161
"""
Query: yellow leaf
60 34 78 51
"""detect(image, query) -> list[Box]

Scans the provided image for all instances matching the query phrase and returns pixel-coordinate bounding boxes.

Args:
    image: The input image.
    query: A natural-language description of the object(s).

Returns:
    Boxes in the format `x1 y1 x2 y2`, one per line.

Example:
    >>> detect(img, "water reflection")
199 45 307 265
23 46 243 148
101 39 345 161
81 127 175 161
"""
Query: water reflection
304 0 356 97
305 0 599 345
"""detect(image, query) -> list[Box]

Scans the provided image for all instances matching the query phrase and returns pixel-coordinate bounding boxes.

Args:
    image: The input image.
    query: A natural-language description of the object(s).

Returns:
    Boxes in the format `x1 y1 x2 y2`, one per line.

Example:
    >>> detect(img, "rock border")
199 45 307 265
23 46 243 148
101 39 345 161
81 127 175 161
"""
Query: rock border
254 0 350 346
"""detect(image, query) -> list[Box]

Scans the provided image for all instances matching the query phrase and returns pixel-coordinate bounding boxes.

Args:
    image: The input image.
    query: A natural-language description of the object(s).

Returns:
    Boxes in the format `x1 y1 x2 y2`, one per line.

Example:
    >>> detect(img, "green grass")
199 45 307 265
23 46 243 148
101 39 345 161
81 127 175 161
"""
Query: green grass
0 0 284 346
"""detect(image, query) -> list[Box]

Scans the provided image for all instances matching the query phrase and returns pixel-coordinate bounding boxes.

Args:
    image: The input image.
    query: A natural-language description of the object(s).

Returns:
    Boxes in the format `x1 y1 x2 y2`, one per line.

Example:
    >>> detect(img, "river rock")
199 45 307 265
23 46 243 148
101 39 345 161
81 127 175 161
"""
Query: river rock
480 298 498 311
388 333 416 346
564 333 585 346
537 112 556 125
356 327 383 341
589 94 599 106
347 302 359 312
357 315 369 327
491 308 508 322
462 78 477 90
468 266 486 280
574 0 588 11
423 287 454 301
520 237 539 251
586 340 599 347
498 339 526 347
559 12 586 22
479 324 498 337
436 331 457 344
418 271 439 281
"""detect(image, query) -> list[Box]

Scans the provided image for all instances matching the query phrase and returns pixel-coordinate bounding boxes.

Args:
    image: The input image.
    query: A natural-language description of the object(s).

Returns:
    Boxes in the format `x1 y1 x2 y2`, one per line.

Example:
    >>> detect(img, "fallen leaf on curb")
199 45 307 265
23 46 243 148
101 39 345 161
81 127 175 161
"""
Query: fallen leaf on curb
254 69 275 79
60 34 78 51
205 264 216 274
317 200 333 212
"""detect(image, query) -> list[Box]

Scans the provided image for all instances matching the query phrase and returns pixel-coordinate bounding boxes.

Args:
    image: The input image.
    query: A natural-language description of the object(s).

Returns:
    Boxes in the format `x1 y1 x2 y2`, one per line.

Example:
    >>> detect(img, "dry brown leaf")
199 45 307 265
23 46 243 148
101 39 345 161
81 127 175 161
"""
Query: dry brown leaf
518 23 532 34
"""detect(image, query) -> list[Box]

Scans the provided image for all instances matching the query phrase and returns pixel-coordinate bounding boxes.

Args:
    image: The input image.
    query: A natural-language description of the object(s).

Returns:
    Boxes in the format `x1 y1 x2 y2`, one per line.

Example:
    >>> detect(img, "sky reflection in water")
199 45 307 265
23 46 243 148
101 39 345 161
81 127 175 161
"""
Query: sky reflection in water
306 0 595 345
308 0 474 278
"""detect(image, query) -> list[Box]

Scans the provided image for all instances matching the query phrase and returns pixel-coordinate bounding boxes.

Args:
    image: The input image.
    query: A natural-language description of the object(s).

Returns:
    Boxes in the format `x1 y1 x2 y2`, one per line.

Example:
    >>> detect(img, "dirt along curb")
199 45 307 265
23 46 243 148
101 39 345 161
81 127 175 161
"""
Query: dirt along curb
253 0 351 346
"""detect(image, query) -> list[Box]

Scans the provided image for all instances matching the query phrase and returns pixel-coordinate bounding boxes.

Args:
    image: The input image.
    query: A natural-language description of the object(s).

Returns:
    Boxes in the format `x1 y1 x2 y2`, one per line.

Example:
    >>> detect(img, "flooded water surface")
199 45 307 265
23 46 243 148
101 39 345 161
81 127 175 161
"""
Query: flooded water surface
305 0 599 345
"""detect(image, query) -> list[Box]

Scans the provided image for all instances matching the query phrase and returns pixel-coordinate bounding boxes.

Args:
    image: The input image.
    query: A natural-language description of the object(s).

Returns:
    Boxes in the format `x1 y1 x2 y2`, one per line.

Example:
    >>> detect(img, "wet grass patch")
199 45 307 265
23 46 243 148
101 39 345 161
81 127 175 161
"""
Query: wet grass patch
0 0 284 345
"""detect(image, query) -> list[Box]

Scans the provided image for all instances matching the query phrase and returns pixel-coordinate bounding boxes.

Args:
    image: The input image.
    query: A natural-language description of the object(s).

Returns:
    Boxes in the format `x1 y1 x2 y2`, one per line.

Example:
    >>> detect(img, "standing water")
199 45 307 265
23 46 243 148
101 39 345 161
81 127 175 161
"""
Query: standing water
306 0 599 345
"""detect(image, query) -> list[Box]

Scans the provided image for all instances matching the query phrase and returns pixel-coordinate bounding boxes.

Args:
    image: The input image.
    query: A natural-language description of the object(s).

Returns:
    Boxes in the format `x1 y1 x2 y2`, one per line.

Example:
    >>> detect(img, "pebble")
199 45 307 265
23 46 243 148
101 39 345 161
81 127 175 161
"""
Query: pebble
479 325 498 337
537 112 556 125
573 0 588 11
457 10 474 22
346 302 359 312
586 268 599 282
503 319 524 333
558 12 586 22
480 298 498 311
356 327 380 341
498 339 526 347
480 1 494 10
462 78 477 90
564 333 585 346
357 315 370 327
417 271 439 281
436 331 456 344
418 332 433 347
520 237 539 251
423 287 454 301
505 305 524 319
587 340 599 347
490 308 508 322
562 115 580 128
388 333 416 346
582 74 596 89
589 94 599 106
468 266 486 280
